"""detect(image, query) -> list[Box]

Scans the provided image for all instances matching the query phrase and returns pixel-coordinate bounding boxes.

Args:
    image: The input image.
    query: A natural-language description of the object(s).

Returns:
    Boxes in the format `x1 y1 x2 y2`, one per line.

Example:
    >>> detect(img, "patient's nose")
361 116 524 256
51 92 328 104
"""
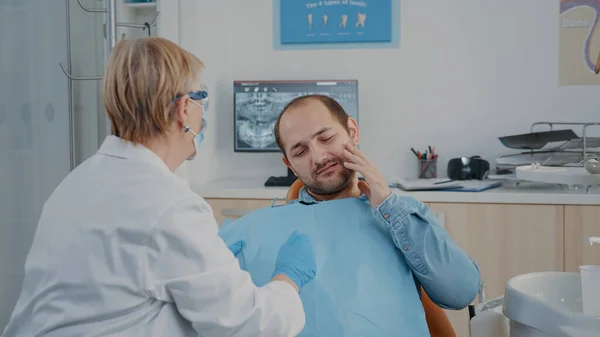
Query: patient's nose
311 144 329 164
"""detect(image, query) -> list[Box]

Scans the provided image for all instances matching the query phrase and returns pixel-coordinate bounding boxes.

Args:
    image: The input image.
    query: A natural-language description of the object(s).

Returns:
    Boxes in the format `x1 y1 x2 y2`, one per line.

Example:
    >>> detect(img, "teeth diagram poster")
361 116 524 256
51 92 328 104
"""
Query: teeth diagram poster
279 0 392 44
559 0 600 85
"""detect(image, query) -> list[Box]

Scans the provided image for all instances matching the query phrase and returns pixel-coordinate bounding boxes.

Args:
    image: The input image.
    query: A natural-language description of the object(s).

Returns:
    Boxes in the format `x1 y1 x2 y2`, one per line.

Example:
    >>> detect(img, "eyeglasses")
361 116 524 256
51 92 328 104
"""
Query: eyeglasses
188 90 208 108
173 84 209 111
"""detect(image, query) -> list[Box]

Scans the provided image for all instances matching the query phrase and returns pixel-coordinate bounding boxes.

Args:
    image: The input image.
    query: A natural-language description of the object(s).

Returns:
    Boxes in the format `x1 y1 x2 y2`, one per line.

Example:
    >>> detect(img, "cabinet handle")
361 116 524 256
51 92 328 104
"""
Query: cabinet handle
221 209 251 217
436 212 445 229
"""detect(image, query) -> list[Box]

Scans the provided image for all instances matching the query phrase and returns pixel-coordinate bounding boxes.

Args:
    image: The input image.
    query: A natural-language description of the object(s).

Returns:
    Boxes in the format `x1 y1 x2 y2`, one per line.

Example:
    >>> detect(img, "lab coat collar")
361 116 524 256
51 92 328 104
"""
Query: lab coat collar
97 135 172 174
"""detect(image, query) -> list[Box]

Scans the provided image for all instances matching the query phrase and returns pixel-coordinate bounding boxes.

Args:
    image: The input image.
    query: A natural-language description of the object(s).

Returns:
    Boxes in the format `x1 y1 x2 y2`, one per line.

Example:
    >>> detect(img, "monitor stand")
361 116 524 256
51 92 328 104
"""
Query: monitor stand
264 167 297 187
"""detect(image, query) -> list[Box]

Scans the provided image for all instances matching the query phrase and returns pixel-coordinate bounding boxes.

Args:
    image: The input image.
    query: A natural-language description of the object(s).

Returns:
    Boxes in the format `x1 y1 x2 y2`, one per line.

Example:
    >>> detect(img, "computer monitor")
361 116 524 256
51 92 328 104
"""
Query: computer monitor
233 79 359 186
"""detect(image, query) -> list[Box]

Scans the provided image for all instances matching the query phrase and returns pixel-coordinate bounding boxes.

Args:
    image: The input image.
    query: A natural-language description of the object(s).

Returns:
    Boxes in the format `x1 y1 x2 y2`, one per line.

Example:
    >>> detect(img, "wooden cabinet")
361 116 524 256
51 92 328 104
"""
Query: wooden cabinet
427 202 565 337
565 205 600 272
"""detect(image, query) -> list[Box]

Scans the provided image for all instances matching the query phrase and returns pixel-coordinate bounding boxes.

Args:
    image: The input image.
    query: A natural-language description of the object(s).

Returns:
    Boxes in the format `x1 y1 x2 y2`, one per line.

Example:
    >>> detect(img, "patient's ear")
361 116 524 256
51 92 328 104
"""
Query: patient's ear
282 155 292 171
347 117 360 145
282 156 298 176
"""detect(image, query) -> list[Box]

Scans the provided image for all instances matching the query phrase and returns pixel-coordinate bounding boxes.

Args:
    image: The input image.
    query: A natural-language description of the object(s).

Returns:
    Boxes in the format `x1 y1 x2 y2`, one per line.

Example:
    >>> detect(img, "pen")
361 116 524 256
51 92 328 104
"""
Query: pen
411 147 419 158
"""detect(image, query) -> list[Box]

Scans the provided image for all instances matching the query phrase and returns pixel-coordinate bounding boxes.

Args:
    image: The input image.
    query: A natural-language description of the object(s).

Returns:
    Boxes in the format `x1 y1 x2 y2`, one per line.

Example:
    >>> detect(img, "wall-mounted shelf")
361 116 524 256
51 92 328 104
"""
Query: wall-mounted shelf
123 2 156 9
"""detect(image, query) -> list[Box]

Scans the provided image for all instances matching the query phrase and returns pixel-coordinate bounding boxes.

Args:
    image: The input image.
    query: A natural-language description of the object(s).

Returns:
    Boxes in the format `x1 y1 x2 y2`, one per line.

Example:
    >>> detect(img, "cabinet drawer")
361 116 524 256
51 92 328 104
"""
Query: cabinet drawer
565 205 600 272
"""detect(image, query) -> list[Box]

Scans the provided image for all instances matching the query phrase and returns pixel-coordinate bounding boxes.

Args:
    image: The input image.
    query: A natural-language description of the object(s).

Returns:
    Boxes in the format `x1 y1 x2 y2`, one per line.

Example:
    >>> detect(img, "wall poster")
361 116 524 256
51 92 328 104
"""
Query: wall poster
279 0 392 45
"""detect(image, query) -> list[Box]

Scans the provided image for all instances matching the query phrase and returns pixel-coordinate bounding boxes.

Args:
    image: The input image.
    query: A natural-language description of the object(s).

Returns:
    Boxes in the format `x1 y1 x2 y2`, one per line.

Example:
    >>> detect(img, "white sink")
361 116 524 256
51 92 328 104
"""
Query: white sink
503 272 600 337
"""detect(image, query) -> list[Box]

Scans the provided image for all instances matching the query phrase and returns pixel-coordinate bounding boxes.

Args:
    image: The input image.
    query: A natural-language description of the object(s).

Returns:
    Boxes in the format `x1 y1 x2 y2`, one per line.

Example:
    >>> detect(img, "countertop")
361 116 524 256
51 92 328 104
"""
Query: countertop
192 178 600 205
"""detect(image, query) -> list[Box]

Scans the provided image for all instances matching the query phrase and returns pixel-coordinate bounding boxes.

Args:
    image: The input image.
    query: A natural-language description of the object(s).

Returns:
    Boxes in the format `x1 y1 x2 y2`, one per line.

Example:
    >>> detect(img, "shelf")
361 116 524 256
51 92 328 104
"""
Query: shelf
123 2 156 9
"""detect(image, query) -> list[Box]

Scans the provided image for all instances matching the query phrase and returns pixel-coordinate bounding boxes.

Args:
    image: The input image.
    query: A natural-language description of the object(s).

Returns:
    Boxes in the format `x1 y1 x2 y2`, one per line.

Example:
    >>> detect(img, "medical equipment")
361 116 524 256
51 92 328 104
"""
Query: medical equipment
469 296 509 337
583 155 600 174
494 122 600 174
580 237 600 317
218 198 432 336
232 80 359 187
469 237 600 337
510 150 600 194
471 237 600 337
502 271 600 337
514 165 600 193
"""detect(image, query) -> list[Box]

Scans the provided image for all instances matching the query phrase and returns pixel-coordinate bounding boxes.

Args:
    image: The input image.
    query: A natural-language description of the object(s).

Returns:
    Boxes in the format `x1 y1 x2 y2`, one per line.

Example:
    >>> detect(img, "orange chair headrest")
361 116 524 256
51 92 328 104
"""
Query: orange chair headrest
286 179 305 201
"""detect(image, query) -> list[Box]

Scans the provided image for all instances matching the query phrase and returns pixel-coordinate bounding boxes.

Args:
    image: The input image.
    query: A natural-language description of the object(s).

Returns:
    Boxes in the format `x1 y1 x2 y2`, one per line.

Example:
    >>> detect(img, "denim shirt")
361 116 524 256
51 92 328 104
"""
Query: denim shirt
292 187 481 310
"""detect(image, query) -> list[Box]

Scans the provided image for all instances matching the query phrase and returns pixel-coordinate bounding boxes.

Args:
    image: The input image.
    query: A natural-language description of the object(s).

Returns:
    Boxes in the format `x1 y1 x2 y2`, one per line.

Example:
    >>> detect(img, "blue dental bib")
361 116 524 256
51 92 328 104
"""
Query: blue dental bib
218 197 430 337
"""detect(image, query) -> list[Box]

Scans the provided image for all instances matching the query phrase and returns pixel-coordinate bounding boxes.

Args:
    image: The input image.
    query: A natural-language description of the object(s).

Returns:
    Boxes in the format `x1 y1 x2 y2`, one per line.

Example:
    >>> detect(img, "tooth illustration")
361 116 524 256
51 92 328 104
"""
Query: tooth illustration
340 14 348 28
356 13 366 28
308 14 313 30
323 14 328 27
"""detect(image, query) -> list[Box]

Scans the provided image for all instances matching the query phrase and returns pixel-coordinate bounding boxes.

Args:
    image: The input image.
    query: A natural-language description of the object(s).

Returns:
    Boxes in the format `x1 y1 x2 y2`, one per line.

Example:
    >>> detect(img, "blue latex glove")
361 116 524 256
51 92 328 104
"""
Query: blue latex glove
272 230 316 289
227 240 245 256
228 240 247 269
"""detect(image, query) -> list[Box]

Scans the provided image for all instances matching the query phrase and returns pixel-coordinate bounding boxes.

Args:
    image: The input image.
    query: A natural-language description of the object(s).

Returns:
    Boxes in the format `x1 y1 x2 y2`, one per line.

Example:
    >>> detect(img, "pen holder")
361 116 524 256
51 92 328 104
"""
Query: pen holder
418 159 437 179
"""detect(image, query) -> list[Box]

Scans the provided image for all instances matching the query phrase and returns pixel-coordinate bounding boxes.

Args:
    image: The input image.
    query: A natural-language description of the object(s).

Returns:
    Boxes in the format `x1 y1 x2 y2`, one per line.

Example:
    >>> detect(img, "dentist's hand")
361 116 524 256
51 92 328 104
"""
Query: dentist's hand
227 240 245 257
272 231 316 291
228 240 248 269
342 142 392 208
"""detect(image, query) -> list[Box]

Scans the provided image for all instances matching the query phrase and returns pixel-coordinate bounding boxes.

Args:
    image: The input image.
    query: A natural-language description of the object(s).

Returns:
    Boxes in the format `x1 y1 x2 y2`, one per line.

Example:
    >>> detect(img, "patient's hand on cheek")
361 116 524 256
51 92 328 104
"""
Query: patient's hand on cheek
342 143 392 208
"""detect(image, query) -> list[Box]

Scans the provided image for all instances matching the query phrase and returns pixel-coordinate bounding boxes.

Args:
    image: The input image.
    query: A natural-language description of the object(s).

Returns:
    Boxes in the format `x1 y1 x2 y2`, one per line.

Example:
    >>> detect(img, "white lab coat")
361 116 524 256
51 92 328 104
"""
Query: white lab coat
1 136 305 337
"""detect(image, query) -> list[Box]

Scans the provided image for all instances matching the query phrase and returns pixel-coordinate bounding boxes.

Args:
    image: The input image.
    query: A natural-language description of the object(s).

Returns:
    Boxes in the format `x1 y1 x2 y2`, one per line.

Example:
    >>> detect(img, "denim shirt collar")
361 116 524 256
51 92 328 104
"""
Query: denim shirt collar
295 186 369 205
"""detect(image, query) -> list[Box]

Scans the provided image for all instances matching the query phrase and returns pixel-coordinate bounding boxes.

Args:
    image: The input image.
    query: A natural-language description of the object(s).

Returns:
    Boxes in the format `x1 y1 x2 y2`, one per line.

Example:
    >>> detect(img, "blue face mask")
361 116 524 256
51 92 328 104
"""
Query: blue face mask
186 99 208 161
185 117 206 161
174 87 208 161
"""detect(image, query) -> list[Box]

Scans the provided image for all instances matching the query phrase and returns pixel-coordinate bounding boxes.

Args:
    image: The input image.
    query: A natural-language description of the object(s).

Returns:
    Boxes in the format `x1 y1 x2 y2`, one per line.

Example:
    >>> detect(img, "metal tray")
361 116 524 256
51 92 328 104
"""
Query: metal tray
498 129 578 150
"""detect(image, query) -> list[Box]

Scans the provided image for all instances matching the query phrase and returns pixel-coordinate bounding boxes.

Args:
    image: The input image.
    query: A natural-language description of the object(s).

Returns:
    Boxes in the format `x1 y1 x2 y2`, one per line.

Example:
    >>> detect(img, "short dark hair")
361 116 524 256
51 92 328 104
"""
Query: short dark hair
274 94 350 156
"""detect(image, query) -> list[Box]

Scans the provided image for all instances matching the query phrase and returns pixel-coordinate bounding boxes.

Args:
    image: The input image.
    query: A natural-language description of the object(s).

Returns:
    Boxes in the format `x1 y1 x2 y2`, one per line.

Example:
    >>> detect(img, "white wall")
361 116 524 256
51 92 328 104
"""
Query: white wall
178 0 600 185
0 0 72 329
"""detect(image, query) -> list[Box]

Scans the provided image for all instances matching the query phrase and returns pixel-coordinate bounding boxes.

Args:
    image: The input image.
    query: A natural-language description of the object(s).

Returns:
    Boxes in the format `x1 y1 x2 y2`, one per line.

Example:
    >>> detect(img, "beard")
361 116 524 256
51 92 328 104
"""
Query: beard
301 157 355 195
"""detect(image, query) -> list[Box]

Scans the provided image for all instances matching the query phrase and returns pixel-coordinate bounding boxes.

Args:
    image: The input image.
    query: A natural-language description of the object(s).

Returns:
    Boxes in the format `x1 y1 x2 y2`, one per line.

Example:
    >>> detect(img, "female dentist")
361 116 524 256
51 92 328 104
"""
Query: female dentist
1 37 316 337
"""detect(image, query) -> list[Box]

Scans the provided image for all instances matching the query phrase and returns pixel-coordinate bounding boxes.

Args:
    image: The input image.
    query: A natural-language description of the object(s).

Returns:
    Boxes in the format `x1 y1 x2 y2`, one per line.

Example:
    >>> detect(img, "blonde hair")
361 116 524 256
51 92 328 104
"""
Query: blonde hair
103 37 204 144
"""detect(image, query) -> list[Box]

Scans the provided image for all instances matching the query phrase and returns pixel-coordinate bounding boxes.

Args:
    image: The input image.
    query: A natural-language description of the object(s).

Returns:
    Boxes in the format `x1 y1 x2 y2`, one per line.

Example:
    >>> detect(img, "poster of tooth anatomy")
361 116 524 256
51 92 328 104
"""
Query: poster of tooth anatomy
279 0 391 44
559 0 600 85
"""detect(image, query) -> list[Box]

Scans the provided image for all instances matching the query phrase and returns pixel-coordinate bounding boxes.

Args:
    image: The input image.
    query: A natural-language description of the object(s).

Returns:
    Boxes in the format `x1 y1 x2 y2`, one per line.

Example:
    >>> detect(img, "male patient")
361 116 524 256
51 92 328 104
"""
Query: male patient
220 94 480 336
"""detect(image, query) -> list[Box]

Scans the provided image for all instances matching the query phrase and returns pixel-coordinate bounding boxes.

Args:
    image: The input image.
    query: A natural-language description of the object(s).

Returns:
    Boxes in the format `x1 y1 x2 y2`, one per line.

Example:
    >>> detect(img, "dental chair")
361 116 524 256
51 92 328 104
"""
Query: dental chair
286 179 457 337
